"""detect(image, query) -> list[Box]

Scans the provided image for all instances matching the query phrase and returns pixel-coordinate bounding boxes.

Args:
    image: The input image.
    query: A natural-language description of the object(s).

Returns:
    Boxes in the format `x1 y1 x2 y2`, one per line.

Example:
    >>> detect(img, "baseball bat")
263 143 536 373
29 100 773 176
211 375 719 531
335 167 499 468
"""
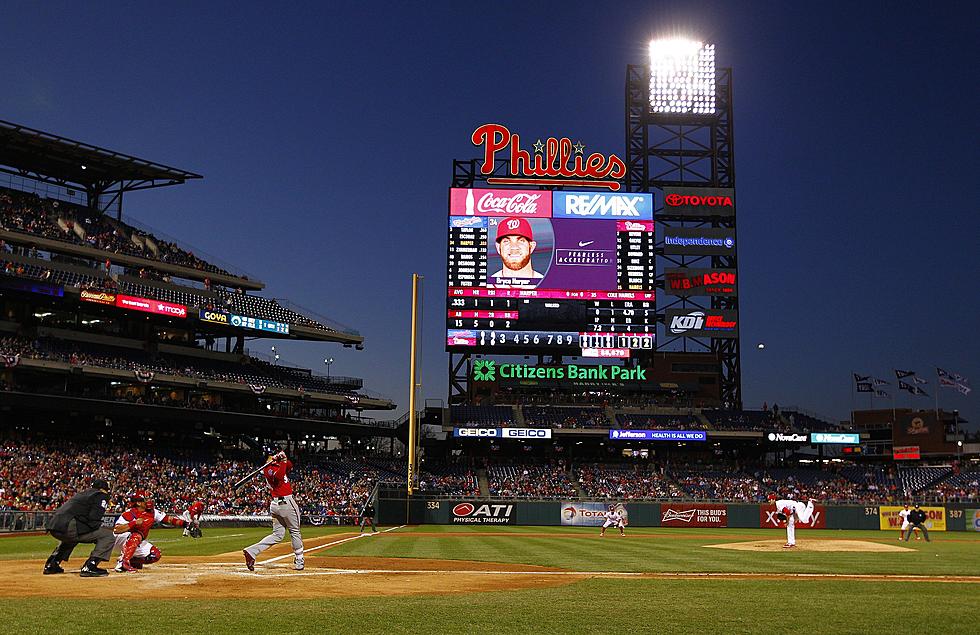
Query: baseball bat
233 459 275 490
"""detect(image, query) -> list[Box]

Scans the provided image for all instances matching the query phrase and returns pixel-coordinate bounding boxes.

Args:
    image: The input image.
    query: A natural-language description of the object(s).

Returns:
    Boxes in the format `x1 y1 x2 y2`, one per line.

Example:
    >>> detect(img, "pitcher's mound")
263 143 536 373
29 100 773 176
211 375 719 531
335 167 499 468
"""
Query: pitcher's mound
706 539 913 553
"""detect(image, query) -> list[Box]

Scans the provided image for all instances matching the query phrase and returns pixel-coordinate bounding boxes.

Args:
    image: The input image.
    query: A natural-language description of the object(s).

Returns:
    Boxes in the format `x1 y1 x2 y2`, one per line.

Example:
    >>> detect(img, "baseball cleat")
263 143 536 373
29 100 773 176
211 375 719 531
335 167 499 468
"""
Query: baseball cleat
294 559 305 571
243 549 255 571
782 544 795 549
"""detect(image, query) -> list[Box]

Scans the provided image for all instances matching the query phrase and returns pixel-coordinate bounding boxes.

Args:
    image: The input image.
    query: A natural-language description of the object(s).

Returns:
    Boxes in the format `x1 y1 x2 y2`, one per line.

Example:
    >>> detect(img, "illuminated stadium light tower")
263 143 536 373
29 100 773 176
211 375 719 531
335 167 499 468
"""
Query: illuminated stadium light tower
626 38 741 408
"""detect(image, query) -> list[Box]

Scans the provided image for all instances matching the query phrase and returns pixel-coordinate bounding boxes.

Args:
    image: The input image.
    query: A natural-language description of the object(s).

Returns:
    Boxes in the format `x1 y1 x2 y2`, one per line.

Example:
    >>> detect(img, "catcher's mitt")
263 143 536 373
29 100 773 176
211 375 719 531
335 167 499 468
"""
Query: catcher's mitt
188 525 203 539
775 512 787 522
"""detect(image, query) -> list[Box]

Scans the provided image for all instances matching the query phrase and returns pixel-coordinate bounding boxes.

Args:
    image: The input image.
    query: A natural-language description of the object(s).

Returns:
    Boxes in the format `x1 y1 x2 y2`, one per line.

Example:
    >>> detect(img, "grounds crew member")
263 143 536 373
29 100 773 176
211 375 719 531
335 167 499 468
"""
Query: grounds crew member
43 477 115 577
903 504 931 542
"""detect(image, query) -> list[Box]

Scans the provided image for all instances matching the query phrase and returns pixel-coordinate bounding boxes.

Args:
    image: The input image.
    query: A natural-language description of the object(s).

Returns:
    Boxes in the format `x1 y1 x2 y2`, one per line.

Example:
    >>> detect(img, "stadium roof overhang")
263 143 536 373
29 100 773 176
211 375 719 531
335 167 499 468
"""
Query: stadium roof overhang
0 119 202 204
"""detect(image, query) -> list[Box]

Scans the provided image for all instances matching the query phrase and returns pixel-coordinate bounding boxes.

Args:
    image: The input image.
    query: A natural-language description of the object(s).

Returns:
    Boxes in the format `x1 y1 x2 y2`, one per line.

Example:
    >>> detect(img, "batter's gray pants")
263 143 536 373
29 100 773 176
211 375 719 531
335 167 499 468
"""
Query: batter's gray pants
245 495 304 559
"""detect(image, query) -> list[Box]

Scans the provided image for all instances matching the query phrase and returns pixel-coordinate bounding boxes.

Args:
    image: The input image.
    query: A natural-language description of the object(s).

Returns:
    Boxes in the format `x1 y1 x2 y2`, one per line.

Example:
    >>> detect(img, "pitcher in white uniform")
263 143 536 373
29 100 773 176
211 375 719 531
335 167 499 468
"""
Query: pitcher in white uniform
773 498 815 548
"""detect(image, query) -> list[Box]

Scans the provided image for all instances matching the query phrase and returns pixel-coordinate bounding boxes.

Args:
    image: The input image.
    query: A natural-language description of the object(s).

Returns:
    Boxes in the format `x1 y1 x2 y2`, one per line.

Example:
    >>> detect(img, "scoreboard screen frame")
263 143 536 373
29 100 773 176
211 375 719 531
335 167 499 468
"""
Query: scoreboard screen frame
446 187 657 359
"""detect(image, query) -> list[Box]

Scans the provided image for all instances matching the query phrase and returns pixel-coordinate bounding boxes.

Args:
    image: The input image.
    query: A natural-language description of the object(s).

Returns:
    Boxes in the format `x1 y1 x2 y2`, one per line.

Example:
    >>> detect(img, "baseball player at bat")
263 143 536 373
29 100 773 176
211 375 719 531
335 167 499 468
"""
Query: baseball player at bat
771 496 816 548
243 451 305 571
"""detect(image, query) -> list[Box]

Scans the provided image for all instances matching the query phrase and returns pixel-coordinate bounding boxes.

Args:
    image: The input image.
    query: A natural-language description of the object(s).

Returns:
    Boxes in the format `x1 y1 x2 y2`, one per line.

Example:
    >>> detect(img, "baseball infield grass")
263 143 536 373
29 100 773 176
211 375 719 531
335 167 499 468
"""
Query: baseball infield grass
1 525 978 634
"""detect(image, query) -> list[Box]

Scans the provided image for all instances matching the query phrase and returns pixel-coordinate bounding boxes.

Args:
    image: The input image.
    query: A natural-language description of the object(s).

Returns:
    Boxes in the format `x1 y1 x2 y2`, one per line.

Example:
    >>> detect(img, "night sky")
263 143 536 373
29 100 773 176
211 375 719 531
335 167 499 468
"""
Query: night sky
2 2 977 427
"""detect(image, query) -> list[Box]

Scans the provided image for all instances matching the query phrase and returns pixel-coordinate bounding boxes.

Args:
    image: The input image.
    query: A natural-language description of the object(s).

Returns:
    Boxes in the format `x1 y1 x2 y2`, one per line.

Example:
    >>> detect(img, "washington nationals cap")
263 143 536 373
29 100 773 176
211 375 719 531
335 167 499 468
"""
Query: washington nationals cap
495 216 534 243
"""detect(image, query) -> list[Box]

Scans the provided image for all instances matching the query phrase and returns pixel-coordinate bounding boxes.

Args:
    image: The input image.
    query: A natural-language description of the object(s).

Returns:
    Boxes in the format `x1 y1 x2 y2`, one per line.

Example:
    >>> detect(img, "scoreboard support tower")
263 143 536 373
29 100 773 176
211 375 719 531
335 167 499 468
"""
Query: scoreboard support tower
625 64 741 409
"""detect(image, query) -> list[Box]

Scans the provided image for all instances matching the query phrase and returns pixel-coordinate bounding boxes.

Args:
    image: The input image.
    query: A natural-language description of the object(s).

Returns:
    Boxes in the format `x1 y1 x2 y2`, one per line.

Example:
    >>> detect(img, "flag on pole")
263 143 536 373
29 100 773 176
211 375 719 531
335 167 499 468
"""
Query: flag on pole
853 373 870 383
939 369 972 395
938 368 969 384
911 376 928 385
956 384 972 396
895 369 916 379
872 378 890 386
875 389 889 397
856 382 873 393
899 380 927 396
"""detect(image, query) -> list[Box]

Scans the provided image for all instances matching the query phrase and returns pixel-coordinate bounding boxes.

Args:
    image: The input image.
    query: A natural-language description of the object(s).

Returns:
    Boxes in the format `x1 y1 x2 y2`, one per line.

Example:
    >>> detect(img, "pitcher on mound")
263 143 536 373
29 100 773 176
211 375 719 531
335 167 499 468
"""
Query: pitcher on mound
772 497 816 548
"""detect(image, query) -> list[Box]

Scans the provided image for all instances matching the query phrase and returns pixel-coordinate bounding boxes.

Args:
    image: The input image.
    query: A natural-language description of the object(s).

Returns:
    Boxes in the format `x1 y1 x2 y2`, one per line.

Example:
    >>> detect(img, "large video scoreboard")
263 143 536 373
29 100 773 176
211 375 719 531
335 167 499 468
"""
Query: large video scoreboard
446 188 656 358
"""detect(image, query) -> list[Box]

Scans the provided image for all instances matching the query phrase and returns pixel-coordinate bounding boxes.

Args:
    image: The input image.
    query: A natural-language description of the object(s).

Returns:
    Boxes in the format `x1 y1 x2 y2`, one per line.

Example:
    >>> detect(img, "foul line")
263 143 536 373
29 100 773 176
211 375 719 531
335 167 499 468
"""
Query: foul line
257 525 405 565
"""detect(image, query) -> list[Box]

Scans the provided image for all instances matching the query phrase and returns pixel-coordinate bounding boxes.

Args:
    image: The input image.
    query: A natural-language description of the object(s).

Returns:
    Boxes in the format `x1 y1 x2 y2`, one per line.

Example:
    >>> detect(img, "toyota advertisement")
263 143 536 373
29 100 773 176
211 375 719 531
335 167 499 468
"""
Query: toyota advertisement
665 309 739 338
661 503 728 527
561 501 610 526
450 502 515 525
661 186 735 217
662 227 736 255
664 268 737 297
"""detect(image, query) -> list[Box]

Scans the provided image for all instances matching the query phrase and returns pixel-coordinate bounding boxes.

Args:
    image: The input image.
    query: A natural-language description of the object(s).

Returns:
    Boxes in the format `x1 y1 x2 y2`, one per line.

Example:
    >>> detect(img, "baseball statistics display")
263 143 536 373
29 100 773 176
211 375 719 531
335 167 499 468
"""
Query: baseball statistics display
447 188 656 358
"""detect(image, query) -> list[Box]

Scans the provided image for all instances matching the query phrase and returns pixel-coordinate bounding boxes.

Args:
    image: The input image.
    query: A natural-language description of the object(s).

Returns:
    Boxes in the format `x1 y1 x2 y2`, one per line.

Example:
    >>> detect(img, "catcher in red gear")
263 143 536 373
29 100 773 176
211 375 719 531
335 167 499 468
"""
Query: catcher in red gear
112 492 191 572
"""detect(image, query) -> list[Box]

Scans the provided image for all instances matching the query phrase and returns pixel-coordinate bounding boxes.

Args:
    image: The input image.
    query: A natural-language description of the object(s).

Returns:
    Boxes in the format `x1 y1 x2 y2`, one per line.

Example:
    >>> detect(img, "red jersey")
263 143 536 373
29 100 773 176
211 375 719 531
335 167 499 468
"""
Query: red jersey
263 460 294 497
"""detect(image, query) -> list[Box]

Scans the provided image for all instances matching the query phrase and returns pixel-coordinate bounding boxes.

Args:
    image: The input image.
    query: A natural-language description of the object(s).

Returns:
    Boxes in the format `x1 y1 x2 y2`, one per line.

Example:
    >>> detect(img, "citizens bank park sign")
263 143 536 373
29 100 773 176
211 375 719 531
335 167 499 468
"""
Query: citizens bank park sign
471 123 626 191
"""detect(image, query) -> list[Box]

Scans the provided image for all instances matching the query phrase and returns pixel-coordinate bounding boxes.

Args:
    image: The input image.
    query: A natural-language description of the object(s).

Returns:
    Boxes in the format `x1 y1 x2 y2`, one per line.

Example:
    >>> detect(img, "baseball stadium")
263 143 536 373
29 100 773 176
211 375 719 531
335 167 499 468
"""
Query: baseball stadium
2 7 979 635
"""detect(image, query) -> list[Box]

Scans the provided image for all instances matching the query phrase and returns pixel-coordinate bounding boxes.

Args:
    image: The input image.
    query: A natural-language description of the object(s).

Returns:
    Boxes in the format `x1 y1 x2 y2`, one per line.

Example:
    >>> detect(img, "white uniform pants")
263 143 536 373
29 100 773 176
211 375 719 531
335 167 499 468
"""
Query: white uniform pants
785 501 814 545
113 531 154 565
245 495 304 560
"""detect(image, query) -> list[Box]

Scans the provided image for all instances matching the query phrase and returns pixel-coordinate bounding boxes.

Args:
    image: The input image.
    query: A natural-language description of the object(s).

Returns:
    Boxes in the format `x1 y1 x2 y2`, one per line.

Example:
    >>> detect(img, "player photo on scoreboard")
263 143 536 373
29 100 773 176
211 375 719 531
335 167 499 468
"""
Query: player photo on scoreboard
486 216 554 288
487 217 618 290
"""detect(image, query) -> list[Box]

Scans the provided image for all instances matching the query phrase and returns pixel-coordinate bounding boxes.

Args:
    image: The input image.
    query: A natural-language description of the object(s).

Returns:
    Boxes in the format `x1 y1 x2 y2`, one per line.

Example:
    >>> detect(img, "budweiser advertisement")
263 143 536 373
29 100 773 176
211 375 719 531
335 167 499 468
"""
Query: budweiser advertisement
660 503 728 528
760 504 827 529
664 268 737 297
449 188 552 218
662 186 735 216
115 295 188 319
665 309 739 338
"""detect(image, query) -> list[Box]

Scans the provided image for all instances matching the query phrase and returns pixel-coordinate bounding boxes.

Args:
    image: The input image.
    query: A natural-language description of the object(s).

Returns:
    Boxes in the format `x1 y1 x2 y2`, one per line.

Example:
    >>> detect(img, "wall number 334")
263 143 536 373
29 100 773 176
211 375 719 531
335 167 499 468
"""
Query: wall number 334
427 501 440 509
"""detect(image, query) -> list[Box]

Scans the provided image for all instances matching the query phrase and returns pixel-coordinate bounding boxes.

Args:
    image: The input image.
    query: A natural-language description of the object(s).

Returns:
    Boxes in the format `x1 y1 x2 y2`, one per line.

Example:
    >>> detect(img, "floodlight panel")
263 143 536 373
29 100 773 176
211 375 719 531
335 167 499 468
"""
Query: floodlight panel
648 39 716 115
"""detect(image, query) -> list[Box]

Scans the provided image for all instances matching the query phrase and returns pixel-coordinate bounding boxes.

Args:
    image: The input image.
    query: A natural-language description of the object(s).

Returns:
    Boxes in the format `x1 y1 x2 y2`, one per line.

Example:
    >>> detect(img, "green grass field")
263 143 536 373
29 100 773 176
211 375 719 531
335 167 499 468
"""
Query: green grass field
1 525 978 634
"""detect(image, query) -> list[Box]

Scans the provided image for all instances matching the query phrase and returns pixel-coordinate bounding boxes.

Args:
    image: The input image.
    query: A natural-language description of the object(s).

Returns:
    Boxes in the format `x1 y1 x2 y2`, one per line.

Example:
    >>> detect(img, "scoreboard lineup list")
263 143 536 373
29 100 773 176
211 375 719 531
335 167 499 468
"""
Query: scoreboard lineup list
446 188 657 357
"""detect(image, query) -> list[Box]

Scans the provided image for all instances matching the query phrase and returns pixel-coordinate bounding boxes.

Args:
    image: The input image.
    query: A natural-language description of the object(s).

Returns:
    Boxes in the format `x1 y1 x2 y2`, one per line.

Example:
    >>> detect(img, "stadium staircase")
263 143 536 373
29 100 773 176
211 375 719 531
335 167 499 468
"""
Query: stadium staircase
604 405 618 428
513 405 527 427
476 469 490 497
695 411 711 429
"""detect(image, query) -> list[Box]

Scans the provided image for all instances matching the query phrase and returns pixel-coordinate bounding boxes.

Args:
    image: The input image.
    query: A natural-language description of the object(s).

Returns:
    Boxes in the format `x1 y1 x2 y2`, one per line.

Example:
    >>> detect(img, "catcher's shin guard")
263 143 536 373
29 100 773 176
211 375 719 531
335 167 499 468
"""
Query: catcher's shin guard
119 532 143 572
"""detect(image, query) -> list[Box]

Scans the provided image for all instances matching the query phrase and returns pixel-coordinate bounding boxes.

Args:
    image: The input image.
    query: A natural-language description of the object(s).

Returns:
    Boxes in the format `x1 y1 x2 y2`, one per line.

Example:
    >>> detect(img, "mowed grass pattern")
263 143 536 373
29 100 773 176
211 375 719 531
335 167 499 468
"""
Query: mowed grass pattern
1 525 978 634
321 525 980 577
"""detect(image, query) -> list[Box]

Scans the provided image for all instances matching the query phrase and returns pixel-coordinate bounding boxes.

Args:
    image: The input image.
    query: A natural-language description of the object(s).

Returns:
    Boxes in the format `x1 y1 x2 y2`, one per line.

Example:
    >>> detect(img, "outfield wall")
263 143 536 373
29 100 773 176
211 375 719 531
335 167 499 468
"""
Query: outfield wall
377 498 980 532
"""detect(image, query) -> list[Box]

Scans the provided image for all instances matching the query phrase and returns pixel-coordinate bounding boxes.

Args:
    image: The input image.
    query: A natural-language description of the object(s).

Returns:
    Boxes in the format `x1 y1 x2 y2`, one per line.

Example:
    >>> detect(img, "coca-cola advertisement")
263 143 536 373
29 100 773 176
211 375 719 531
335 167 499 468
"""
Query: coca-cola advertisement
450 188 552 218
660 503 728 527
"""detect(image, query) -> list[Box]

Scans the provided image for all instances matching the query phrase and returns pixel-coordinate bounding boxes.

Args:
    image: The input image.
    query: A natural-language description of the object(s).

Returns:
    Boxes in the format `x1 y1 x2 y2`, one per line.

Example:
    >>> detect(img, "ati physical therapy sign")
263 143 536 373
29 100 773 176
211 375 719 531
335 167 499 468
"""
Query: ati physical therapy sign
471 360 647 382
471 123 626 191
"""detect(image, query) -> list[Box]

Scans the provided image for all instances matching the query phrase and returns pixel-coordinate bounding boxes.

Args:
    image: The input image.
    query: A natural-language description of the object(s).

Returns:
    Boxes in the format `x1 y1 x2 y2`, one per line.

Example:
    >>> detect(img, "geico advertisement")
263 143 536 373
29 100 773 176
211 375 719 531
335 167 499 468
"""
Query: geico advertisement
453 427 552 439
879 506 947 531
560 501 610 526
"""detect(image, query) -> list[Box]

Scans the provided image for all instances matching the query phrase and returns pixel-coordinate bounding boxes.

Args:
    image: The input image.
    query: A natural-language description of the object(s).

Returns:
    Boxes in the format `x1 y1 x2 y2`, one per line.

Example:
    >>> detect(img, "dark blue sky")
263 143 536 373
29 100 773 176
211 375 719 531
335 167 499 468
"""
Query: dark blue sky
3 2 977 426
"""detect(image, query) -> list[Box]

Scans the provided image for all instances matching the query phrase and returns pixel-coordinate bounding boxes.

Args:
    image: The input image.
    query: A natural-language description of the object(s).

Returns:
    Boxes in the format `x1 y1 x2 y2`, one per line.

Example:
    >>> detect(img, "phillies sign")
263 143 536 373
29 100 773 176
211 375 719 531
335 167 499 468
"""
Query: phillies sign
472 123 626 191
662 187 735 216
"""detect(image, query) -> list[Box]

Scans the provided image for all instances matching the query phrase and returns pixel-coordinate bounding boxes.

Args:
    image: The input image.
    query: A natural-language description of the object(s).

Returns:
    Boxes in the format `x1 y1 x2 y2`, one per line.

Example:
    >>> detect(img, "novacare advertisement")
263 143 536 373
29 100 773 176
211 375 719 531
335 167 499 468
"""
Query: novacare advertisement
561 501 609 526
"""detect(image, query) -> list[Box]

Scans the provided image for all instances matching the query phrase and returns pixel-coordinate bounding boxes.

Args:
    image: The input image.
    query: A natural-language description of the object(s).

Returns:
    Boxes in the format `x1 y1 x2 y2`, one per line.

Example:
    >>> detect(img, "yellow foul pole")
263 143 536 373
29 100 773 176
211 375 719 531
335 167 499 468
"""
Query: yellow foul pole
407 273 422 496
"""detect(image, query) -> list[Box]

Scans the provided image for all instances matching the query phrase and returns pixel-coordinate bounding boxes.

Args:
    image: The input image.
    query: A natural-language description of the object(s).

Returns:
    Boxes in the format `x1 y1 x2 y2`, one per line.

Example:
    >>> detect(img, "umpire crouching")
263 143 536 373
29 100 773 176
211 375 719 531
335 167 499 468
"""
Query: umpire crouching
43 477 115 577
903 504 931 542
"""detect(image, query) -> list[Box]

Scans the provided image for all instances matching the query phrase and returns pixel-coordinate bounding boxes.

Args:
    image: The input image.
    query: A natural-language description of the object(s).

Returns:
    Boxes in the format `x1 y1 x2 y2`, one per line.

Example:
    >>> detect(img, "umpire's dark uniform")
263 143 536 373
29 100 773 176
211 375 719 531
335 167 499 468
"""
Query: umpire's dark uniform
903 506 931 542
359 503 377 533
44 478 115 577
